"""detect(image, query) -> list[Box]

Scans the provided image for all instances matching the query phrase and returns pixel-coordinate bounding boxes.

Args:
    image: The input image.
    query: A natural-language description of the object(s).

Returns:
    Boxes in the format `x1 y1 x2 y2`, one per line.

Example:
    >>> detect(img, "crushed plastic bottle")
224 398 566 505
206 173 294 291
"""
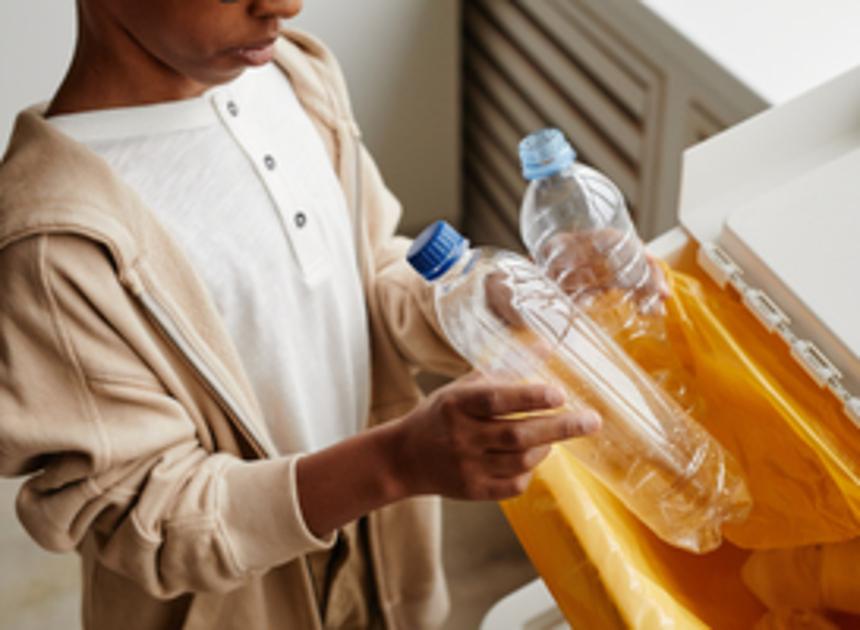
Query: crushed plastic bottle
407 220 751 553
518 128 700 414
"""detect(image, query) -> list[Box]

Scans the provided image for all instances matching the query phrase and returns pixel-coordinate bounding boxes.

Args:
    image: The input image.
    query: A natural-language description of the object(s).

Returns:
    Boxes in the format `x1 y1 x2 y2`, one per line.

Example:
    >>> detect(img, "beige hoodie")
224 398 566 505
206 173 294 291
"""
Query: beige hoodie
0 30 465 630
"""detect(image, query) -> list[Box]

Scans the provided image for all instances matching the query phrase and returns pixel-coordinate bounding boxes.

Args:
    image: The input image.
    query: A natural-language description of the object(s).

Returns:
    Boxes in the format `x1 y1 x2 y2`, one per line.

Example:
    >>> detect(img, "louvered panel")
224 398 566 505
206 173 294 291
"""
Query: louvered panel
528 0 664 232
464 153 520 245
465 83 525 168
545 0 658 86
465 2 640 204
465 49 638 217
464 37 639 208
516 0 648 119
684 100 726 147
463 0 767 252
466 123 526 209
466 50 548 138
475 0 642 164
466 150 518 220
463 189 525 252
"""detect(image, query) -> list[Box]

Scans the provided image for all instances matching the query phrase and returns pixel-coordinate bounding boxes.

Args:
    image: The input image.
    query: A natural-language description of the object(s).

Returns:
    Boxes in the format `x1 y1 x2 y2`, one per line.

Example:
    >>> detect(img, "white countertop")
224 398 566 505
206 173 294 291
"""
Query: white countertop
642 0 860 105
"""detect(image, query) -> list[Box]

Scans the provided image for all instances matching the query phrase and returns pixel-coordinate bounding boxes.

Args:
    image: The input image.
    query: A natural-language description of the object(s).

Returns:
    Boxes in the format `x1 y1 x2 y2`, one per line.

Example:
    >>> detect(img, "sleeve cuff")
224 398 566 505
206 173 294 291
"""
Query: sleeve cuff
218 454 336 574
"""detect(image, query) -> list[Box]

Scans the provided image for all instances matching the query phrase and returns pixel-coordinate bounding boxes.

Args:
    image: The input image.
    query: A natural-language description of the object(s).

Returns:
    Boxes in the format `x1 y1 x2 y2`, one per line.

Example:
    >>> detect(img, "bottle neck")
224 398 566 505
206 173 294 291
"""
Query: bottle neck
431 242 473 283
542 162 576 184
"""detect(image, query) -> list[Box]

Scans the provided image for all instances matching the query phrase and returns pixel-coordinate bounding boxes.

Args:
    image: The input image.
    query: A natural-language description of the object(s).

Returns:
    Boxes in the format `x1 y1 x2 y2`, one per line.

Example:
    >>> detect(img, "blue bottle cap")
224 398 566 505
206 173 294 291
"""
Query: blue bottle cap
407 220 468 281
519 128 577 180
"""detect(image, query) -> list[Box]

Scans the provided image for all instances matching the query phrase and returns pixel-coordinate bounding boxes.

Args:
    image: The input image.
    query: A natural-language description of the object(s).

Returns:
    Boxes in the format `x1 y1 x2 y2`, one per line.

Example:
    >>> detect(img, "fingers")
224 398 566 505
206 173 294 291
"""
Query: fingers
453 380 566 418
482 445 551 477
475 408 601 451
646 256 671 299
484 271 526 329
540 229 670 313
475 474 535 500
420 379 602 502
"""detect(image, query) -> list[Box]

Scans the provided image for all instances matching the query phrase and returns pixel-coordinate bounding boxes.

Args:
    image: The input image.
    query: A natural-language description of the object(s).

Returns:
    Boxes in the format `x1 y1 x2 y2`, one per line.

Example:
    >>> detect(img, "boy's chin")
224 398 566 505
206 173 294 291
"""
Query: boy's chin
193 63 253 88
197 47 275 84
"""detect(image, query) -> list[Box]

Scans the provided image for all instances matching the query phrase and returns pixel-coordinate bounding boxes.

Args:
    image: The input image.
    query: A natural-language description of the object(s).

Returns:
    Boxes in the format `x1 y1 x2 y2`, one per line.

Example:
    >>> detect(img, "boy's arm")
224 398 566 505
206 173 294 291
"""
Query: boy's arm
0 234 599 588
0 235 335 598
296 374 598 538
356 141 468 377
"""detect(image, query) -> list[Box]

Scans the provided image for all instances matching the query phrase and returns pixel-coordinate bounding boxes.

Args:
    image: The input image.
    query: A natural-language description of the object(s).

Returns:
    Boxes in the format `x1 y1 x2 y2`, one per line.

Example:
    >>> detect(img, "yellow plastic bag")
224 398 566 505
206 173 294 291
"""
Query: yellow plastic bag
503 246 860 628
751 609 841 630
502 446 765 629
657 260 860 548
742 540 860 616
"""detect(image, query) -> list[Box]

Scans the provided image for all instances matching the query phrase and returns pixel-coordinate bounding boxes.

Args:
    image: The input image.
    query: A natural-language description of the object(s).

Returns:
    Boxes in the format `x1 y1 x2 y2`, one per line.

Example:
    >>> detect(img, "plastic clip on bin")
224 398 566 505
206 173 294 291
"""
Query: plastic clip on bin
485 66 860 630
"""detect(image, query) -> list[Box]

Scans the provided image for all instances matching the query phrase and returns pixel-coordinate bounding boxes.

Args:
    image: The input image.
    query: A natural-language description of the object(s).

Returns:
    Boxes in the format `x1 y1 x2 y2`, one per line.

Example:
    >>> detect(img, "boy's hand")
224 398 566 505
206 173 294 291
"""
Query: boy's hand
540 229 670 307
296 374 600 537
391 374 601 501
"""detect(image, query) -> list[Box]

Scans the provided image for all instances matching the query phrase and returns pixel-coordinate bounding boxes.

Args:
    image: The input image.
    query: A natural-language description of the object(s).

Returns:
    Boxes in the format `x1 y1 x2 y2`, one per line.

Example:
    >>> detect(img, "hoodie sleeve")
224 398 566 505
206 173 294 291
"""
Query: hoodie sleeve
357 143 469 379
0 234 334 599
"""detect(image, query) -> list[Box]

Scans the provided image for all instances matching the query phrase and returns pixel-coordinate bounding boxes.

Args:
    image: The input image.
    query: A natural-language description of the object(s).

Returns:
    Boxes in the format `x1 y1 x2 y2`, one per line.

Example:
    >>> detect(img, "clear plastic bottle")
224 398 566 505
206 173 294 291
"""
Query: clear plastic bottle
518 128 661 319
407 220 751 553
518 128 699 413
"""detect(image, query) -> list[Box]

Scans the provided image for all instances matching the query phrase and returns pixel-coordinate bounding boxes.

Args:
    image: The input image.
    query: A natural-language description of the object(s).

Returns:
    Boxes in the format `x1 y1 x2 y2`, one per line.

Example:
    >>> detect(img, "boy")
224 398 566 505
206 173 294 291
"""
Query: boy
0 1 599 628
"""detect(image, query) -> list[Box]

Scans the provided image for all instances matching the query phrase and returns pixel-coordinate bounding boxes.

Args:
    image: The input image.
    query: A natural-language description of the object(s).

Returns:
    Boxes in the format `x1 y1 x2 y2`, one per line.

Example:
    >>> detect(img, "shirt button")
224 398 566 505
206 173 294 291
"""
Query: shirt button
263 154 276 170
294 211 307 228
226 101 239 117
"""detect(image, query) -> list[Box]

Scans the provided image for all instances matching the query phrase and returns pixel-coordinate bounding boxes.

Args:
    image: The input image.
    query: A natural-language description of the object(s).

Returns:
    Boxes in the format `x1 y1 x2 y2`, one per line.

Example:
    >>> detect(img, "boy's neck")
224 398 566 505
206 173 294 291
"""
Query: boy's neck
46 20 210 116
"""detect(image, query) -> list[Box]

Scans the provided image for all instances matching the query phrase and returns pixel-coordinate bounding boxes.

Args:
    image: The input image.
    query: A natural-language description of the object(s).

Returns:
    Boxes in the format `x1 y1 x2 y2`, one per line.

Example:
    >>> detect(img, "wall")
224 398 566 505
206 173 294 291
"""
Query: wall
0 0 461 233
0 2 76 146
292 0 461 232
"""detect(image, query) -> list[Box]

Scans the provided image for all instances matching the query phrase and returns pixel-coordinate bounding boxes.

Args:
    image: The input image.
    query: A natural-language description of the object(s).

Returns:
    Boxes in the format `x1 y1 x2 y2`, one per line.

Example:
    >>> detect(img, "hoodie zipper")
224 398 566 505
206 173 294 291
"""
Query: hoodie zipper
128 278 277 460
346 123 397 630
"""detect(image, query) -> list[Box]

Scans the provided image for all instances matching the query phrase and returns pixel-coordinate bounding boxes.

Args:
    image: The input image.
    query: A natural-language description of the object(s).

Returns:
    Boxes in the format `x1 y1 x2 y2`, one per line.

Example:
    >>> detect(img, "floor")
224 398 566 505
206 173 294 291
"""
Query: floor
0 480 537 630
442 499 538 629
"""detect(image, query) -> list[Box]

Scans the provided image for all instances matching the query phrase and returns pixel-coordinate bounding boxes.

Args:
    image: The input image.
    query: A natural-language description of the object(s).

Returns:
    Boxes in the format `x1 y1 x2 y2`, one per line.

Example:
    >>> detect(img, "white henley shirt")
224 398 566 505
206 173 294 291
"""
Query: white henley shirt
48 63 371 454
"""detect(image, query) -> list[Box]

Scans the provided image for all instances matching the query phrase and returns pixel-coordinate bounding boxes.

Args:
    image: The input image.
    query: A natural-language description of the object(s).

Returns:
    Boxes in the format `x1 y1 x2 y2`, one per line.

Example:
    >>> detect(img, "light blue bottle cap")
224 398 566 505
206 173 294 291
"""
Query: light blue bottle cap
407 220 468 281
519 128 577 180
